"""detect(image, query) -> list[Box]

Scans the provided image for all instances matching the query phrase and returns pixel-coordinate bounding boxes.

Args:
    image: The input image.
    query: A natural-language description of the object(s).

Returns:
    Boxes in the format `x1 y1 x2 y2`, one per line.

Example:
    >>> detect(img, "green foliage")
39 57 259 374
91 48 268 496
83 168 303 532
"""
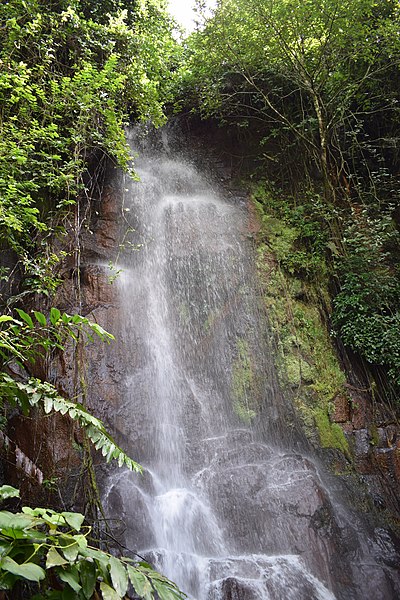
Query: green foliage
0 309 114 367
180 0 400 181
332 211 400 389
253 182 330 282
0 375 141 472
0 0 178 290
255 187 349 449
181 1 400 404
0 485 185 599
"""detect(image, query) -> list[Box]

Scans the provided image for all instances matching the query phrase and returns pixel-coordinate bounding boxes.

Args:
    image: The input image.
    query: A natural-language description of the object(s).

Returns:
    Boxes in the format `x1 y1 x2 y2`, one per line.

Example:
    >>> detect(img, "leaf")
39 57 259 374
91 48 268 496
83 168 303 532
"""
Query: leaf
0 485 20 501
34 311 47 326
127 566 153 600
0 512 36 531
152 580 184 600
0 556 45 582
44 396 54 414
80 547 109 580
0 316 14 323
0 511 13 530
46 547 69 568
80 558 97 599
109 555 128 597
15 308 34 328
59 536 80 562
62 512 85 531
42 512 66 528
89 322 115 342
74 534 88 550
62 587 76 600
100 582 122 600
50 307 61 325
57 566 82 592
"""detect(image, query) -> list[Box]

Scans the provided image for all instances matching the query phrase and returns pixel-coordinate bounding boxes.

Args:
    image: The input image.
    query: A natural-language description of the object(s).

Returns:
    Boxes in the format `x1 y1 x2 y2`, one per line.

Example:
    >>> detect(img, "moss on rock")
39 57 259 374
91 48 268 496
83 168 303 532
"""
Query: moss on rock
254 183 349 455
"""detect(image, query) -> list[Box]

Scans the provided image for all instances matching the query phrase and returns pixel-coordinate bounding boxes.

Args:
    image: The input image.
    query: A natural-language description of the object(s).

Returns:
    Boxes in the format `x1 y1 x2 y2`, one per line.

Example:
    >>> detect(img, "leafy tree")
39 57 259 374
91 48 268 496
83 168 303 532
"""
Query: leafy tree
182 0 400 199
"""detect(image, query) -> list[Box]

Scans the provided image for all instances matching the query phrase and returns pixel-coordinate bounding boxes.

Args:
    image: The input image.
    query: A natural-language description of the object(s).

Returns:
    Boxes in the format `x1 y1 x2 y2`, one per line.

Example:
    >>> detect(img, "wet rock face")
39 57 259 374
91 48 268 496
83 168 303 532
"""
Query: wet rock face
3 179 125 506
214 577 261 600
331 387 400 519
207 555 337 600
194 440 351 593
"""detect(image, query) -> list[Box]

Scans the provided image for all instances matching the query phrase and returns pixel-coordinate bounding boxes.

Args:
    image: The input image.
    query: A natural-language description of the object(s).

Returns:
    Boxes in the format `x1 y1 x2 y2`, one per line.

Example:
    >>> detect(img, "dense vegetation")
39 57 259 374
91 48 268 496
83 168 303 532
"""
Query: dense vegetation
179 0 400 405
0 0 179 297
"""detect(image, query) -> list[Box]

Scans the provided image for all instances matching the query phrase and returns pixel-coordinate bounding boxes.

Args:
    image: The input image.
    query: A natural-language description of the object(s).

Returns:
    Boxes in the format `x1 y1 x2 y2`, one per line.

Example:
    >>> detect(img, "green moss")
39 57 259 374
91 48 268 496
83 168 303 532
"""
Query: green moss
314 409 350 456
254 183 350 455
231 338 259 424
284 355 314 385
262 216 298 262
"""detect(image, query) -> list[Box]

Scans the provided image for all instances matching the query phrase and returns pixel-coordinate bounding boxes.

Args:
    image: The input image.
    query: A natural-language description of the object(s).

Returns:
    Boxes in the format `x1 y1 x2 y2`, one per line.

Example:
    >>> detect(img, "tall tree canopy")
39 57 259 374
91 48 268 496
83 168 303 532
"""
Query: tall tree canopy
182 0 400 194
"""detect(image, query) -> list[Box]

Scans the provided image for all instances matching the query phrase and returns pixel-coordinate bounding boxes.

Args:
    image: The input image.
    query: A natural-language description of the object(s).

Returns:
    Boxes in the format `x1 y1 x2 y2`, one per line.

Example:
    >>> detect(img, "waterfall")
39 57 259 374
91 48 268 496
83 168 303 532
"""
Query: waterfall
102 128 399 600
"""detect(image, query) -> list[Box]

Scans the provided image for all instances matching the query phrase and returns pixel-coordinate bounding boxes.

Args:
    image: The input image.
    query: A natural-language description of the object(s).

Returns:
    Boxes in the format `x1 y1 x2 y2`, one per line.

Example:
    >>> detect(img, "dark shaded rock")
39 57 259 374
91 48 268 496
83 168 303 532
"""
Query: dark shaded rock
216 577 259 600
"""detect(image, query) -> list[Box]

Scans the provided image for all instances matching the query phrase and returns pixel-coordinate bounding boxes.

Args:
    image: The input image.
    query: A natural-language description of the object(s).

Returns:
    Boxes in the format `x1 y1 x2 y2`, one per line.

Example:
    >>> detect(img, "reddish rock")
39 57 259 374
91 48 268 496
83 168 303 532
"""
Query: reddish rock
5 411 81 505
246 197 261 236
342 422 354 434
81 265 114 308
332 395 350 423
350 392 371 430
374 448 392 475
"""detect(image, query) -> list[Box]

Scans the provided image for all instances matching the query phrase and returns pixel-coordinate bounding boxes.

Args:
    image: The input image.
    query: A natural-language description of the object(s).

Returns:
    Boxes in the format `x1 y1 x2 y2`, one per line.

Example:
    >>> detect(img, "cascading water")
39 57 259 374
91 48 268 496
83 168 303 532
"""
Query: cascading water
102 128 399 600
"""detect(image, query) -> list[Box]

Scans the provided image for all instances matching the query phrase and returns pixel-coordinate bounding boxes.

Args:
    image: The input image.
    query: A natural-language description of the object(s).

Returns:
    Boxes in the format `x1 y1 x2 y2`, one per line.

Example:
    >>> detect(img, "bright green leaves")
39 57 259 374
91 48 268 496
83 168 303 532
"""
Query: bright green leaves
0 0 178 283
128 566 154 599
0 500 186 599
15 308 34 329
61 513 85 532
0 486 20 501
0 307 114 368
0 373 142 472
109 555 129 596
49 307 61 326
46 548 69 569
0 556 46 582
80 558 97 599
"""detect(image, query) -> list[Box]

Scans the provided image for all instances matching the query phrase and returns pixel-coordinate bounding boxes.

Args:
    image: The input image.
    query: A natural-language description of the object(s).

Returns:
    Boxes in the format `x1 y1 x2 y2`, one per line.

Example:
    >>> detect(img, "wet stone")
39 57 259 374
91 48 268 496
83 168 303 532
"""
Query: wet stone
353 429 370 455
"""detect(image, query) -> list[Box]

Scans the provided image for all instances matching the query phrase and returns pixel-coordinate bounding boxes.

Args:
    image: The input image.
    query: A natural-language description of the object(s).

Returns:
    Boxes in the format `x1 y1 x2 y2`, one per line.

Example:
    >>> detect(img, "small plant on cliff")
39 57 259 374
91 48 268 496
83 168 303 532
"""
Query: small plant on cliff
0 485 185 600
0 308 141 472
